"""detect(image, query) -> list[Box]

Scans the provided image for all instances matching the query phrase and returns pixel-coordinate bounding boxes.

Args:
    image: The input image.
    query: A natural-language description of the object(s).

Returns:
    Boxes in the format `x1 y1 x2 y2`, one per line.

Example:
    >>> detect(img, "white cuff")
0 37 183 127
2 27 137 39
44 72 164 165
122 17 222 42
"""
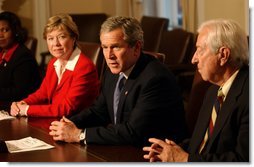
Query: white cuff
83 129 87 145
19 105 29 116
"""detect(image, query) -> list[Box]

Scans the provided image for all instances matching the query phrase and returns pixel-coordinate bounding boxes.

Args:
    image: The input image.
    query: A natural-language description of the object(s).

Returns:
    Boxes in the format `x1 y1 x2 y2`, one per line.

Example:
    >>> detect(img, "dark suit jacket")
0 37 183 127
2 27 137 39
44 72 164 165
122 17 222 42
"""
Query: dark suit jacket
70 52 187 146
187 66 249 161
0 44 41 110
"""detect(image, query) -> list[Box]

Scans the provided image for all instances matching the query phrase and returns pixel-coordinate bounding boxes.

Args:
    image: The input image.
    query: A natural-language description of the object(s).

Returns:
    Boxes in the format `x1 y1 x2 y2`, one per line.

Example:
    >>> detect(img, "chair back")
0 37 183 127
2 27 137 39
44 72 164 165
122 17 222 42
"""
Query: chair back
25 36 38 57
143 51 165 64
140 16 169 52
70 13 107 43
185 70 212 136
77 41 105 81
158 28 195 66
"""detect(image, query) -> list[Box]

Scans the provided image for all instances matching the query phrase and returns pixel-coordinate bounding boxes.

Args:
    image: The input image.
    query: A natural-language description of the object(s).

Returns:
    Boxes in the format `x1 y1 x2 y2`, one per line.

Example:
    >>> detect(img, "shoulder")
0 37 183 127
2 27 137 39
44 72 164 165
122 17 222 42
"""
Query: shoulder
128 54 178 88
229 66 249 95
77 52 95 65
12 44 33 59
16 44 31 53
75 52 97 69
47 57 57 68
140 54 174 80
10 45 39 65
237 65 249 83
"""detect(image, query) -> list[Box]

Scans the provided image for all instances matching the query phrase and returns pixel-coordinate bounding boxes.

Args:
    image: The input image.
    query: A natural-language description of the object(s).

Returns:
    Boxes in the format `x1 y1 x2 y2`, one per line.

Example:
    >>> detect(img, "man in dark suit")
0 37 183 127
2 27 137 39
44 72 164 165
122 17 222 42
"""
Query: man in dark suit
143 19 249 162
49 16 187 146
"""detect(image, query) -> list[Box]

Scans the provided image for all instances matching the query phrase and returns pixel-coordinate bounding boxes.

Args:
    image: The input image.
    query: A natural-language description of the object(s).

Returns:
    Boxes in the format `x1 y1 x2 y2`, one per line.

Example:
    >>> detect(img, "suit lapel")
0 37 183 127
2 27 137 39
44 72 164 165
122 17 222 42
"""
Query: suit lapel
55 70 72 91
47 66 58 100
108 73 120 122
115 53 152 123
116 78 134 123
190 90 216 152
205 67 248 152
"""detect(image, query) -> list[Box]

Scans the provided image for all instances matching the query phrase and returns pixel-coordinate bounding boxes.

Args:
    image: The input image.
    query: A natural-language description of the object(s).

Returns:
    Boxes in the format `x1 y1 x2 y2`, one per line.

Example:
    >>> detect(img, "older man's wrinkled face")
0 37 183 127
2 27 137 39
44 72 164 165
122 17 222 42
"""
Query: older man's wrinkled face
191 29 221 84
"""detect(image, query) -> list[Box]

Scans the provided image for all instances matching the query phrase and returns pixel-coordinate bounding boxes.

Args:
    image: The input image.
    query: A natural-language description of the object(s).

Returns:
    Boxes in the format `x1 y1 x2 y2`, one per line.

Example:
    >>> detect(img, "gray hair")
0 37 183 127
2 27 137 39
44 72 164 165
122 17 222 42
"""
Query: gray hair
100 16 144 48
198 19 249 67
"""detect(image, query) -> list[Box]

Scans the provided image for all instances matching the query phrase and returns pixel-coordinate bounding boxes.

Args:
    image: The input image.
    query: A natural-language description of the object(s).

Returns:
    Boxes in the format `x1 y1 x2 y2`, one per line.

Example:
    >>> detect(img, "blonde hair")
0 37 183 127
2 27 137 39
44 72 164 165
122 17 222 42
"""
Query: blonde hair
43 13 79 43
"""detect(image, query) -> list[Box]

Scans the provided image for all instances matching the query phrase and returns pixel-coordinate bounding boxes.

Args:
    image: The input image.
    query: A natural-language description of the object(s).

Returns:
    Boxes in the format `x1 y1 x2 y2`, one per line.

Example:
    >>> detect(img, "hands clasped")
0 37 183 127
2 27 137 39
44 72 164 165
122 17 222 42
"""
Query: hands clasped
143 138 189 162
10 101 28 116
49 116 81 143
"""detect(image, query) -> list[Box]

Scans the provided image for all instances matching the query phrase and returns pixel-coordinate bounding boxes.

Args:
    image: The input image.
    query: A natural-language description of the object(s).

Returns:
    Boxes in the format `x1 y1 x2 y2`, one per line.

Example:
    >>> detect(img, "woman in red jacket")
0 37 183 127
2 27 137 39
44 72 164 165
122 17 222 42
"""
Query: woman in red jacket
10 13 100 117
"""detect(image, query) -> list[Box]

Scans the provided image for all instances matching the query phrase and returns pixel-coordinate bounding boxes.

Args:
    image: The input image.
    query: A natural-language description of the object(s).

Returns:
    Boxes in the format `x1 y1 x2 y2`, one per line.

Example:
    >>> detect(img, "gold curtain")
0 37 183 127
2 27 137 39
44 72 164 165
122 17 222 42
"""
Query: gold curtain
181 0 198 32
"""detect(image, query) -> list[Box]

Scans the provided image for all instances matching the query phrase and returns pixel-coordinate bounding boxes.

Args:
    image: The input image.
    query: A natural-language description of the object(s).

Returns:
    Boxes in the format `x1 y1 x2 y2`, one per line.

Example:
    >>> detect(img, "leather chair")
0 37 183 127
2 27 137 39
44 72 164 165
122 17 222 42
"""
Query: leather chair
140 16 169 52
158 29 197 109
158 28 196 72
77 41 105 81
25 36 38 58
70 13 107 43
143 50 165 64
184 69 212 136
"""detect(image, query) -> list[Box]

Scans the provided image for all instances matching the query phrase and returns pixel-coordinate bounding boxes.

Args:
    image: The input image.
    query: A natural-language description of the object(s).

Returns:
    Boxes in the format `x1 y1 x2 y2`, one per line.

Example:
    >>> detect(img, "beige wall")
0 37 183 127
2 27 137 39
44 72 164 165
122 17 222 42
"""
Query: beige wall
1 0 249 62
2 0 249 36
2 0 117 36
2 0 34 35
200 0 249 34
50 0 115 16
3 0 249 35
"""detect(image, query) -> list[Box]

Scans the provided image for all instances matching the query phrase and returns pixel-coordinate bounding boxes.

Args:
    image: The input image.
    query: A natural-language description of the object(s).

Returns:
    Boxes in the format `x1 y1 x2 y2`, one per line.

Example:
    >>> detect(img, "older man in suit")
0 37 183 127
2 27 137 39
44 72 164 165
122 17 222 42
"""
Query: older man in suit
143 19 249 162
48 16 187 146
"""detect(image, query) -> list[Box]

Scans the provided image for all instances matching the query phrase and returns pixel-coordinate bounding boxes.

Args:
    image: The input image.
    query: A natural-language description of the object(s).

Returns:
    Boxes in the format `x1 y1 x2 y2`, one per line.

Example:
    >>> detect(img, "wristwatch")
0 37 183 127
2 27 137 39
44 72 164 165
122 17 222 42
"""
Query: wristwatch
79 129 85 144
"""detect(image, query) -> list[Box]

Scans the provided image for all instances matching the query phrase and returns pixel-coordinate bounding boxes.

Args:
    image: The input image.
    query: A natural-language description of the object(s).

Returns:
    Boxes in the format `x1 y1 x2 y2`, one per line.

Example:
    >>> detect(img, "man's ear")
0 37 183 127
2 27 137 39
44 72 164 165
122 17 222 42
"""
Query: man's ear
134 41 142 57
218 47 230 66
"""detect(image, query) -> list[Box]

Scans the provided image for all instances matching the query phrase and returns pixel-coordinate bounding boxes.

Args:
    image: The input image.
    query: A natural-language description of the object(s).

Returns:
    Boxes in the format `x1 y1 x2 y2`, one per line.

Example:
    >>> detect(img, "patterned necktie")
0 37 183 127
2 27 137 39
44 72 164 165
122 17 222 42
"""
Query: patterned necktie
199 87 224 153
113 73 126 124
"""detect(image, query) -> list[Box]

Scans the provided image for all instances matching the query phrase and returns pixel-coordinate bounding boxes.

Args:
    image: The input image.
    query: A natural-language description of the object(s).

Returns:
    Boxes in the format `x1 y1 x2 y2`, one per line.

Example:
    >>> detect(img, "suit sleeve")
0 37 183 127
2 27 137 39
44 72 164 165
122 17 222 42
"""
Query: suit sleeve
72 71 187 146
188 104 249 161
188 80 249 162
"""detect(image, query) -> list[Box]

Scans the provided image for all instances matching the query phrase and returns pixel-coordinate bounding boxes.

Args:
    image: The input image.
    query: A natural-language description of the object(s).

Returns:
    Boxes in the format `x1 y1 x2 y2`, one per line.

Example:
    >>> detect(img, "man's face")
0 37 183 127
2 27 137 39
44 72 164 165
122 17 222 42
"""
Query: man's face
100 28 140 74
191 28 221 84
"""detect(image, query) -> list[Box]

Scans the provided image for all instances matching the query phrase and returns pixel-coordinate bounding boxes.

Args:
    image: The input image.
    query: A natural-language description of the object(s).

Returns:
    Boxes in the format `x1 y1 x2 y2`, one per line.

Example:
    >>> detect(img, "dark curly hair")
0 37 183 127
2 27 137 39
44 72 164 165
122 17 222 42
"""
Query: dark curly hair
0 11 28 43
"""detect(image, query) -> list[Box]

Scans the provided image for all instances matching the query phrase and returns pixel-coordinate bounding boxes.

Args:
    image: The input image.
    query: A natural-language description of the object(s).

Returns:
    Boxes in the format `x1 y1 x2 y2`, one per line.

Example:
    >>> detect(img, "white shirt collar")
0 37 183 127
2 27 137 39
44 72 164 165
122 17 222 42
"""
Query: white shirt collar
221 69 239 99
53 47 81 71
120 64 135 80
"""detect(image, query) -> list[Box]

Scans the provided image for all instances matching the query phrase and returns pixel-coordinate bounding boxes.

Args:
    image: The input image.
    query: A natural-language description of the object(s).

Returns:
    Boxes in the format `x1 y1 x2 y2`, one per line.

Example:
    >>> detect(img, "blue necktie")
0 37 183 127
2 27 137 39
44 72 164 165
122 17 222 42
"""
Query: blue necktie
113 74 126 124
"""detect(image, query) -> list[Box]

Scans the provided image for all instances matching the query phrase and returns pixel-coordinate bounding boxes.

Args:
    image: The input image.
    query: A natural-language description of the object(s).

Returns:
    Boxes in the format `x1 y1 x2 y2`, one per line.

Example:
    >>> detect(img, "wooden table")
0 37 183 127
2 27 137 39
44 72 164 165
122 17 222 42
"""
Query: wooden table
0 117 146 162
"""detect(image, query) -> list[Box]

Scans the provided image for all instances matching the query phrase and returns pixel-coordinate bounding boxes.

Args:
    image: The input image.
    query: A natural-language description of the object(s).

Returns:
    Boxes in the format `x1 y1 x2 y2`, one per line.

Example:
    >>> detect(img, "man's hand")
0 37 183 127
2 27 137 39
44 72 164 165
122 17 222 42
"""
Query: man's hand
49 116 82 143
143 138 189 162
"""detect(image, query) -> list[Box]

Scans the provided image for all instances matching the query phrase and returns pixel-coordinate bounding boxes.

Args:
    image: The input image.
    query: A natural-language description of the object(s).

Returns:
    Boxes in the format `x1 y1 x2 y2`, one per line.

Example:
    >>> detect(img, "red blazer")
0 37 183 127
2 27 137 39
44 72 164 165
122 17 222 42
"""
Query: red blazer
23 49 100 117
